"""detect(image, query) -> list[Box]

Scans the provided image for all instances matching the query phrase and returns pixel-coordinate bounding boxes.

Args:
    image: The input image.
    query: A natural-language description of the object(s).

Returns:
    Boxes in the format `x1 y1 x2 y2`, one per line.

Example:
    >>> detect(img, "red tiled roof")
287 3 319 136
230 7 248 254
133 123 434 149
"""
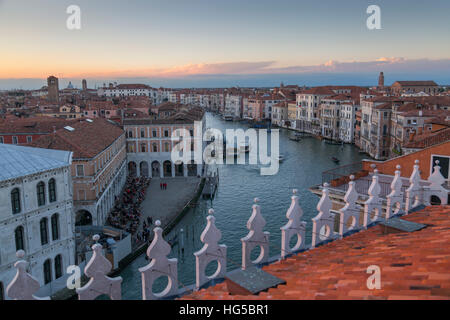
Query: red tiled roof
393 81 438 87
181 206 450 300
404 128 450 149
27 118 124 159
0 117 77 134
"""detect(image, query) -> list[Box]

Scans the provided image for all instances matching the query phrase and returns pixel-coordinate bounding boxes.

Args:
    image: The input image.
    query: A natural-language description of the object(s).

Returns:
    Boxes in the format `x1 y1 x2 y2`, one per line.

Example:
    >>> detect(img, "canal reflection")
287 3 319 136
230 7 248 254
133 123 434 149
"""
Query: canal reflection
120 112 367 299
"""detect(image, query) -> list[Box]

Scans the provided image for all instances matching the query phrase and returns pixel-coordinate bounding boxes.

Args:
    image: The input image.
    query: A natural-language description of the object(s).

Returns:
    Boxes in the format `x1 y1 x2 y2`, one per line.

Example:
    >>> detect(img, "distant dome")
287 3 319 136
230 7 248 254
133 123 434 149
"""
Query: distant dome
67 81 74 89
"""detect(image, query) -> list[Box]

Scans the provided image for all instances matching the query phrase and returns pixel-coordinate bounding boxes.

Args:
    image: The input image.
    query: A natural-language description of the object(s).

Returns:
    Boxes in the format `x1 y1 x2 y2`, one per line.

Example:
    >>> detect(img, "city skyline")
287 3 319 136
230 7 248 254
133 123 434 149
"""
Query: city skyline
1 0 450 88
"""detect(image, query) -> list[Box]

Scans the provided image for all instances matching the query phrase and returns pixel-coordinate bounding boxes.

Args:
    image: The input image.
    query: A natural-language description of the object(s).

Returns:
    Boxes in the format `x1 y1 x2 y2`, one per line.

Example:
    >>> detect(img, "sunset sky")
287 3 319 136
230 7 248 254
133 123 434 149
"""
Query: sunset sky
1 0 449 88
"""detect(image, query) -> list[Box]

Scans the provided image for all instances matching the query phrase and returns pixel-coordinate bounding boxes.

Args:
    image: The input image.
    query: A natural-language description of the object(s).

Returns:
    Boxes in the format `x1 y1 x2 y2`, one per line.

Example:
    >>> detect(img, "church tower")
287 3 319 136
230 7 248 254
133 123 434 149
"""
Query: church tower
47 75 59 104
378 72 385 88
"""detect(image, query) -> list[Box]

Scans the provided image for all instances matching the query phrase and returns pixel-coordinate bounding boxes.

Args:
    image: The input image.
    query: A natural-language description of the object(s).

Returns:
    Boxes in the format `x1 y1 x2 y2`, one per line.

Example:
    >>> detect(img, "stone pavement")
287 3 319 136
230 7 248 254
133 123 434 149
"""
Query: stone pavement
140 177 201 229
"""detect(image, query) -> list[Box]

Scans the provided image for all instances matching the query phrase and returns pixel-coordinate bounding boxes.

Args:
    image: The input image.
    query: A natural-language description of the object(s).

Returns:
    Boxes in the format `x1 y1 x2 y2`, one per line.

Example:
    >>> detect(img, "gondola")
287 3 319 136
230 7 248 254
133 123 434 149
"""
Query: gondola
331 157 340 163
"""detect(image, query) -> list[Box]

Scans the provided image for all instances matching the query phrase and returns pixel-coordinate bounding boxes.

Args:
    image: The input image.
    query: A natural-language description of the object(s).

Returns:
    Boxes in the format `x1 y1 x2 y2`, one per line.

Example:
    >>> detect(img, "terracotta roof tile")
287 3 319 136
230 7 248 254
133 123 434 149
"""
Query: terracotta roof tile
27 118 124 159
181 206 450 300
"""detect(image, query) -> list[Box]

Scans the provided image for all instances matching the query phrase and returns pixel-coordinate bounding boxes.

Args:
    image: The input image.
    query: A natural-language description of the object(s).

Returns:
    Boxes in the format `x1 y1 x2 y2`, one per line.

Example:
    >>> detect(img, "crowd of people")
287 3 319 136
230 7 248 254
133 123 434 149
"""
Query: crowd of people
106 176 151 242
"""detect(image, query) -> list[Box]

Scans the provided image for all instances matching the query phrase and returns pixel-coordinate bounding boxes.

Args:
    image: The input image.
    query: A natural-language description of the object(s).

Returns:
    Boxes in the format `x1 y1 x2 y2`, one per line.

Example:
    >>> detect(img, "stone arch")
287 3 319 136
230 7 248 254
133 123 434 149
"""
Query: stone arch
75 210 92 226
174 161 184 177
163 160 172 177
430 195 442 205
128 161 137 177
140 161 149 177
187 160 197 176
151 161 160 177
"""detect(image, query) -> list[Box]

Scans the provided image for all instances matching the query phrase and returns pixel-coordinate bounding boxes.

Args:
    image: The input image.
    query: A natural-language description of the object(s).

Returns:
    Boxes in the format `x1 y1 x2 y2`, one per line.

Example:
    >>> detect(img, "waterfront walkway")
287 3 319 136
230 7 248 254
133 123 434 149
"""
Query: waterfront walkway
140 177 201 230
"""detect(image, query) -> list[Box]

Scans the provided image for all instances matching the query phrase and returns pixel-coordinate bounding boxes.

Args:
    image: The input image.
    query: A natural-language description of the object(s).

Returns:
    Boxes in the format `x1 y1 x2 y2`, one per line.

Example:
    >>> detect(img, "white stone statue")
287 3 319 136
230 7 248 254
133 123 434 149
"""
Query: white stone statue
405 160 423 213
280 189 306 259
386 165 404 219
241 198 270 269
194 209 227 290
76 235 122 300
339 175 361 236
139 220 178 300
363 169 383 227
312 183 337 248
6 250 50 300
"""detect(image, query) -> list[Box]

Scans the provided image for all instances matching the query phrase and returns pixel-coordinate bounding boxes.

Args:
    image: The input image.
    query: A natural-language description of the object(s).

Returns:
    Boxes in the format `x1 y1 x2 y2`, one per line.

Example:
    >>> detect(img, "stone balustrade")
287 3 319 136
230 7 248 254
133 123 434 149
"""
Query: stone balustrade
5 159 448 300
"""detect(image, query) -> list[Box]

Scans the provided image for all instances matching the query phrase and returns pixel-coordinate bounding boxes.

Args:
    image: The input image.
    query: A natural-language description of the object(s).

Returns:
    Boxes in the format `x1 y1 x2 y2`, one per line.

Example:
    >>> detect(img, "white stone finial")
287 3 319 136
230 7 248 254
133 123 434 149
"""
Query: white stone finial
254 197 259 203
424 161 448 206
93 234 100 242
281 189 306 258
76 241 122 300
396 165 401 170
406 159 423 213
364 172 383 227
241 197 270 269
194 208 227 289
208 208 214 215
339 174 361 236
312 183 336 248
139 219 178 300
16 250 25 259
386 164 404 219
6 251 50 300
155 220 161 227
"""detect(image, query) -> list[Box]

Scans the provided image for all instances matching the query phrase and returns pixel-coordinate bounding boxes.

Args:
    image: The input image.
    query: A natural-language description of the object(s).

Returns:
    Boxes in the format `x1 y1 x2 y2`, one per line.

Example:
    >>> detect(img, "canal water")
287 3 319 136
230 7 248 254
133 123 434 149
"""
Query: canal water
120 112 367 299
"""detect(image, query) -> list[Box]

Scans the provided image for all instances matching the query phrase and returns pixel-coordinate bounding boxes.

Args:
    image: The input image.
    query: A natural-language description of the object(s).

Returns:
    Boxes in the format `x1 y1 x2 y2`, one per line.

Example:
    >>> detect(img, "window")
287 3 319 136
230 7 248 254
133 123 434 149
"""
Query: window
48 178 57 202
40 218 49 245
152 130 157 137
51 214 59 241
140 128 145 138
54 255 62 279
0 137 3 144
0 281 3 301
37 182 46 206
15 226 25 251
164 142 170 152
76 165 84 176
11 188 21 214
141 144 146 152
26 136 32 143
164 130 169 137
152 143 157 152
43 259 52 284
13 136 18 144
128 130 133 138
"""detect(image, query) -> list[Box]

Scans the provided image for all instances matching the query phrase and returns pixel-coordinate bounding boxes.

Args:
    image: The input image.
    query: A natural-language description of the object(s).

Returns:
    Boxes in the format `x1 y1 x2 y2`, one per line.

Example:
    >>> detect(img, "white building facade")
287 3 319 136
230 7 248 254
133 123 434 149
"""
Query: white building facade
0 144 75 299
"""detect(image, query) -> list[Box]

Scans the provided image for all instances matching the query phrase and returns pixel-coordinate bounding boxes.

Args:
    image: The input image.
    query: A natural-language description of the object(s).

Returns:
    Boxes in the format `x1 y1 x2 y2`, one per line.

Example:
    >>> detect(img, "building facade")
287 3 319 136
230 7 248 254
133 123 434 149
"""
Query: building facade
0 144 75 299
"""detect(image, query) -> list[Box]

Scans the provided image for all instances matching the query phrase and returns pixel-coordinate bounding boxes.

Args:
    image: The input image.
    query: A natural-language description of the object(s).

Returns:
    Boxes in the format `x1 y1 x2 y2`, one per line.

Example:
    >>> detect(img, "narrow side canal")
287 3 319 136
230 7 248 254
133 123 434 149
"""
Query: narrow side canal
120 113 367 299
